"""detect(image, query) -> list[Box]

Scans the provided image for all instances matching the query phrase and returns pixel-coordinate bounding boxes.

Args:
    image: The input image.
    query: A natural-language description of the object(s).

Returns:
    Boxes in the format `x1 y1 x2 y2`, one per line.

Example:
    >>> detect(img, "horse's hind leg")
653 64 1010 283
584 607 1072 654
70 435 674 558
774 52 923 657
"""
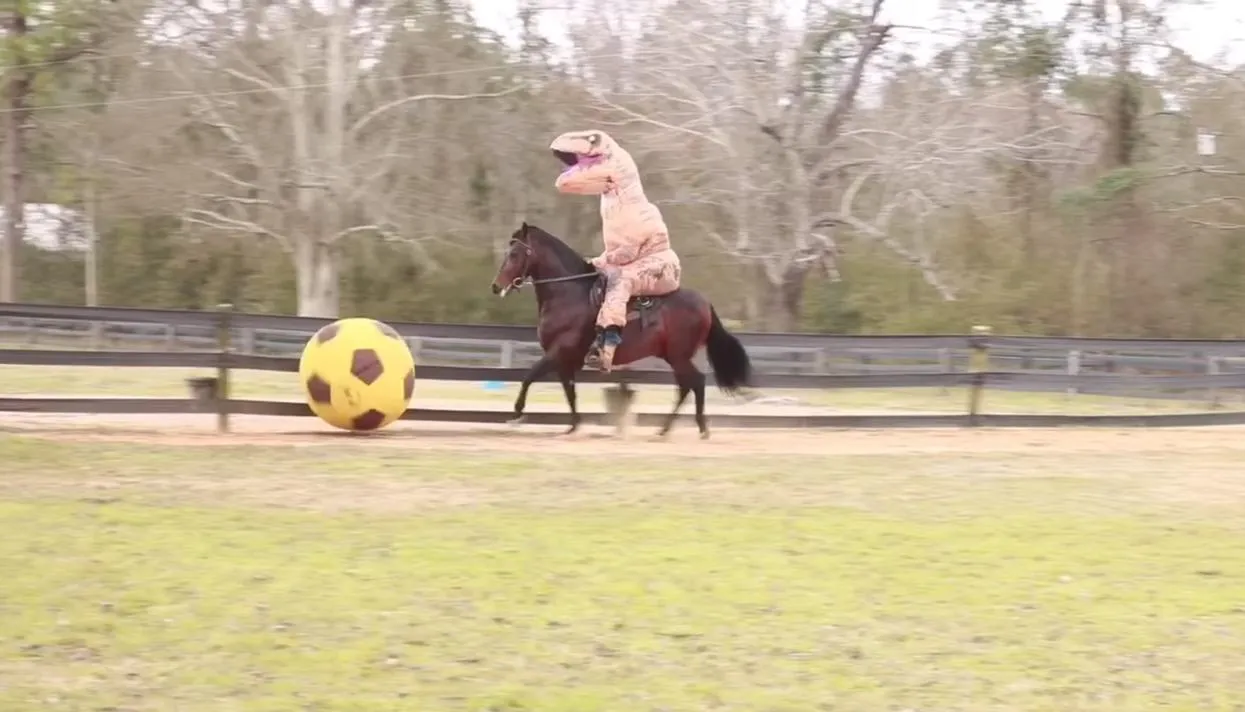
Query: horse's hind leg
658 361 707 439
691 367 708 439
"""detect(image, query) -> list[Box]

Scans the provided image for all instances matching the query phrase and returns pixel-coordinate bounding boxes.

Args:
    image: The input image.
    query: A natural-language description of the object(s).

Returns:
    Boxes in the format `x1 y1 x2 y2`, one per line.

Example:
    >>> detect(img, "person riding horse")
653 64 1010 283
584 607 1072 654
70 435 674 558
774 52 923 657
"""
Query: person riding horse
549 130 682 372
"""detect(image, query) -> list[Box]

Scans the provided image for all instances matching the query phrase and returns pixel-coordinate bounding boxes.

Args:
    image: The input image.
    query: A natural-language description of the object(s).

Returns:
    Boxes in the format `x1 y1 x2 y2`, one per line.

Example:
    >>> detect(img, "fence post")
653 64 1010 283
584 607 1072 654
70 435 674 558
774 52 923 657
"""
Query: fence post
967 325 992 426
215 303 234 433
239 328 256 354
937 348 952 396
500 340 514 369
1205 355 1222 410
1065 349 1082 397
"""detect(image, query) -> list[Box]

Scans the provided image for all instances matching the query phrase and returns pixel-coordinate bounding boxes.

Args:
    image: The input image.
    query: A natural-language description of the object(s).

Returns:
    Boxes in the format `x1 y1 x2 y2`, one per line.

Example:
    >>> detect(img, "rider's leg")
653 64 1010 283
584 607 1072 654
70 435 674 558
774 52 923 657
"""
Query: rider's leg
588 255 682 371
630 251 681 295
592 271 633 372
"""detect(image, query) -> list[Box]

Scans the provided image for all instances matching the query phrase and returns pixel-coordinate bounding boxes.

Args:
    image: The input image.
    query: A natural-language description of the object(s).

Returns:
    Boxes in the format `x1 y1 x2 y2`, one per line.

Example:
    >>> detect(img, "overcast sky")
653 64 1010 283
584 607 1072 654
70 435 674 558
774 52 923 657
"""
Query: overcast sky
470 0 1245 68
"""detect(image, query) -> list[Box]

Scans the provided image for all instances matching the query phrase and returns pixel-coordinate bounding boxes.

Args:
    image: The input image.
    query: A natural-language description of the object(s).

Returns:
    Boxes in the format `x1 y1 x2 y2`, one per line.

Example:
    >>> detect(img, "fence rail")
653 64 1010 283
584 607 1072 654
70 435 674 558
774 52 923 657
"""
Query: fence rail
2 302 1245 430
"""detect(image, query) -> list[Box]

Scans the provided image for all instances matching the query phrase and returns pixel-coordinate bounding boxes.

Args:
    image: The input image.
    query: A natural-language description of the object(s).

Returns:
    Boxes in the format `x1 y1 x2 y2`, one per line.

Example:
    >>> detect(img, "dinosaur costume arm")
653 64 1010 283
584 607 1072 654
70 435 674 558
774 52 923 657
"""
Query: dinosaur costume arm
592 237 644 267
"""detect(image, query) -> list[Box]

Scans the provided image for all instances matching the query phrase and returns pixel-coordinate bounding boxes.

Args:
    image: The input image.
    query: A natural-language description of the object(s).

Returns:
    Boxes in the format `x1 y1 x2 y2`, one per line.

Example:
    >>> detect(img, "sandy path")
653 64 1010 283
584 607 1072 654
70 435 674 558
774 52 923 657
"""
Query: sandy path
2 407 1244 458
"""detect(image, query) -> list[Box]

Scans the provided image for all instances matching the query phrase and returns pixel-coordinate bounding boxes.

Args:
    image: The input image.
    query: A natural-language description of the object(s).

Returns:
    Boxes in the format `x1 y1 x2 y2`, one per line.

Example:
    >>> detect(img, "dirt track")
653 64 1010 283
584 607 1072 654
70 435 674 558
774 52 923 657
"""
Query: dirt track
2 407 1244 458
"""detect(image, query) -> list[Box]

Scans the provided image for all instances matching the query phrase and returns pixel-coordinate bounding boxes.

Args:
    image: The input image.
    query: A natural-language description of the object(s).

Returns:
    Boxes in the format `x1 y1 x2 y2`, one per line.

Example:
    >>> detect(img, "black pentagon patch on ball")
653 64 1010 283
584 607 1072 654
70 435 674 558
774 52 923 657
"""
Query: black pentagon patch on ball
314 323 340 344
305 374 332 404
374 320 401 340
403 367 415 401
351 348 384 385
352 409 386 431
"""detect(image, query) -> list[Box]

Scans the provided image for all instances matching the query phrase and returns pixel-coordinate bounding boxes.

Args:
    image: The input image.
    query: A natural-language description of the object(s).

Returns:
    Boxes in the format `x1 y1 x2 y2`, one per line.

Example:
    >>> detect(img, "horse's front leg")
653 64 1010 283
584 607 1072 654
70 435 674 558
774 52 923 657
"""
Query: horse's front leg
557 371 580 435
511 354 556 425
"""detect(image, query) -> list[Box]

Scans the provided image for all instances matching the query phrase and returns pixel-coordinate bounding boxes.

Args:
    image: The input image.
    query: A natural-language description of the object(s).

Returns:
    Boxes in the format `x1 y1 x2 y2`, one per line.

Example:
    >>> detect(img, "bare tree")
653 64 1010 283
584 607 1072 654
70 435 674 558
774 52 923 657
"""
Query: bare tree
1 1 128 301
570 0 968 328
156 0 520 316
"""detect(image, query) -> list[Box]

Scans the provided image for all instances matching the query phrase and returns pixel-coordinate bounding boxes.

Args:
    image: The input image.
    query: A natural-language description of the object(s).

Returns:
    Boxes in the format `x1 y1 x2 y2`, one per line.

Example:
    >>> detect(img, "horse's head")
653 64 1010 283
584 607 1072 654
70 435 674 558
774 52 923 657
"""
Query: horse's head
492 222 597 297
491 222 538 297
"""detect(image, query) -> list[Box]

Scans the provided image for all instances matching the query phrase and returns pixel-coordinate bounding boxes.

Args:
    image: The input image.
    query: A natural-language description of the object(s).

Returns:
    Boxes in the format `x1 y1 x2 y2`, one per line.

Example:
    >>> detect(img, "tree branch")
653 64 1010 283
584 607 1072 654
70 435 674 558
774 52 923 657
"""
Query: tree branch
348 86 525 140
182 208 291 251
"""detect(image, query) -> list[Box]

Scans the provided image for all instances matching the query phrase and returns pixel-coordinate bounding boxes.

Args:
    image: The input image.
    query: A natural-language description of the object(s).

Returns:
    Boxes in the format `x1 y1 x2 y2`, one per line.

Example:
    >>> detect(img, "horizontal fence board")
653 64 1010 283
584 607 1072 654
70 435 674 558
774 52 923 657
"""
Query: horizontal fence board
0 397 210 414
8 332 1238 377
0 349 222 369
9 302 1244 353
0 304 222 328
5 347 1245 394
9 315 1245 371
976 411 1245 427
2 304 1245 430
984 370 1245 391
990 335 1245 355
4 396 1245 429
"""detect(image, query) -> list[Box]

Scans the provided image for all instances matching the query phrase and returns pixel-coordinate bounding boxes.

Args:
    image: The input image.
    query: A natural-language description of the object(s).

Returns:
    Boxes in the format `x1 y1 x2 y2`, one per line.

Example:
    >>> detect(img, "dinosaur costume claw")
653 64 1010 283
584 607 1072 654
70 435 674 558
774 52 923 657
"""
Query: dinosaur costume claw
549 129 682 369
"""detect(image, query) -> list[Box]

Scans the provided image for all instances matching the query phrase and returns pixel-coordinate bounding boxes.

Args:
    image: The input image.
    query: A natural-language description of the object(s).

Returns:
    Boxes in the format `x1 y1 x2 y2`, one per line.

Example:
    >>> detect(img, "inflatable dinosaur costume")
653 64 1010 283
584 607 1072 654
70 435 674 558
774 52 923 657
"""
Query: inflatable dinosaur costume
550 130 682 371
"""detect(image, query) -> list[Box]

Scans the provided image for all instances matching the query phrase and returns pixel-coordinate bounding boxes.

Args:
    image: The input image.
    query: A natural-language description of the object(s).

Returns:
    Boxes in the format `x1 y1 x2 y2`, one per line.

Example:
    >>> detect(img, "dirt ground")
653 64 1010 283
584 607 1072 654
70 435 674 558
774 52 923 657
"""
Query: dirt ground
2 407 1244 458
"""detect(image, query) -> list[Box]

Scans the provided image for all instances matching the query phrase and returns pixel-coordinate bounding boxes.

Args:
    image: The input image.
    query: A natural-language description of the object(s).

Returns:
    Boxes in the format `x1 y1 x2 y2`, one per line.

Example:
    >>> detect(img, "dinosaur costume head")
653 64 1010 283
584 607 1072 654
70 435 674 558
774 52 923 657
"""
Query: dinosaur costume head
550 130 640 195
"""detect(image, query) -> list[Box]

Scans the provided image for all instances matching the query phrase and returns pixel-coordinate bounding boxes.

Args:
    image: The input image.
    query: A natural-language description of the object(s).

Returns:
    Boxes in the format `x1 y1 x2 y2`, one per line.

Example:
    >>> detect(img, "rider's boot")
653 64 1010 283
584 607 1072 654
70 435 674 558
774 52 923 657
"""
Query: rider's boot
586 326 622 372
598 326 622 372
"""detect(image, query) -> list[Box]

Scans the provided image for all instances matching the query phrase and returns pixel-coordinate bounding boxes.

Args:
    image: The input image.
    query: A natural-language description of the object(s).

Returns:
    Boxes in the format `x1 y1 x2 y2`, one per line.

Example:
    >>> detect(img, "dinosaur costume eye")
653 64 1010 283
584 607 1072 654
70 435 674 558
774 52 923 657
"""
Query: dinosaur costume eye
588 133 600 146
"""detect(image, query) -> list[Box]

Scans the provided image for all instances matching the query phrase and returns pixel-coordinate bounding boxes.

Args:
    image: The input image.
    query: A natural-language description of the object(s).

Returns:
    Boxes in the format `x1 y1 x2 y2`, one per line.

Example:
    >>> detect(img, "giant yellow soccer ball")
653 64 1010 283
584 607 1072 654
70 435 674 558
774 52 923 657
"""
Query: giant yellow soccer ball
298 317 415 431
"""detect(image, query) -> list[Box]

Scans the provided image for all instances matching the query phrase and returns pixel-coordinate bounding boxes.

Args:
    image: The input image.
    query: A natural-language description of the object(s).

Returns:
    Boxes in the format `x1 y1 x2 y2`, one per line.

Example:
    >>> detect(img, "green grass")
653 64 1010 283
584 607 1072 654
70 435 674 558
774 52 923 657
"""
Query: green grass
0 362 1232 415
2 435 1245 710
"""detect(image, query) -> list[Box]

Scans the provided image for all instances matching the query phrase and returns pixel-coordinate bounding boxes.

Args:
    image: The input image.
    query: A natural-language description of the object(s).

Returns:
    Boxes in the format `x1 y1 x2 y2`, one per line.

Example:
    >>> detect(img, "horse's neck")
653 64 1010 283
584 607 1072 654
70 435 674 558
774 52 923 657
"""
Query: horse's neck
531 247 593 306
533 276 591 308
533 238 592 279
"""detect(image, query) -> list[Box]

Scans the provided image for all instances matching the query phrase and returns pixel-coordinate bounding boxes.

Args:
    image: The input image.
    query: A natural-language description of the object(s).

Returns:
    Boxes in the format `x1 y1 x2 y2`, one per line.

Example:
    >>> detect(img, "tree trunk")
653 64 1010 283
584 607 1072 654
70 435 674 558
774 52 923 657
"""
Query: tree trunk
1017 81 1043 264
295 240 340 317
1 9 29 303
83 142 100 307
758 262 811 332
84 180 99 306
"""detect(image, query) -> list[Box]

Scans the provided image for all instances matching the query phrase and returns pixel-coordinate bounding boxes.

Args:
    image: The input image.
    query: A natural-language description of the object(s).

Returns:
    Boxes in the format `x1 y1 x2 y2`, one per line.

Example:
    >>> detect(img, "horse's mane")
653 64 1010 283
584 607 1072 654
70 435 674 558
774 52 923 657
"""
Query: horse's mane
520 223 595 276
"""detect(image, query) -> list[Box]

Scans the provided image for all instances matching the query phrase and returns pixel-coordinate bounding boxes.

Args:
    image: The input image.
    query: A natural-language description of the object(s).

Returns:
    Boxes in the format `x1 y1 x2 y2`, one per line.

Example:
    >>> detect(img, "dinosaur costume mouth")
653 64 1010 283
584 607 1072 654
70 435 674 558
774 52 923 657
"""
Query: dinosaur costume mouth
553 149 605 176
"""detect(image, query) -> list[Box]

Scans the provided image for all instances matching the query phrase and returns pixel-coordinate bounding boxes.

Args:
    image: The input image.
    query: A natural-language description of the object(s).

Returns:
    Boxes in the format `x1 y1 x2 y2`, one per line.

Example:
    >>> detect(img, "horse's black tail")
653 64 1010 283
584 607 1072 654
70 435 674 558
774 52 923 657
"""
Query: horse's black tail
705 306 753 394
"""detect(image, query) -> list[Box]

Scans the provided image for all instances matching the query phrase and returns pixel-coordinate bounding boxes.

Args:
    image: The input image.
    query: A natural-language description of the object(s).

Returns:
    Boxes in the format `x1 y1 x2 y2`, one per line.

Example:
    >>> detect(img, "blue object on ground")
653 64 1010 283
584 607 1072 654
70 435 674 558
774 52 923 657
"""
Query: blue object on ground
482 381 505 392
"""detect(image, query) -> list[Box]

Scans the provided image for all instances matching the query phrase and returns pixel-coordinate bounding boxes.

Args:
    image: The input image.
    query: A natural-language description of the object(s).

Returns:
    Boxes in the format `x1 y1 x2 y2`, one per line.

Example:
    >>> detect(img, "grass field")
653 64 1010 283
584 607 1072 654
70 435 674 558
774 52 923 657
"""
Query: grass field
2 428 1245 711
0 362 1232 415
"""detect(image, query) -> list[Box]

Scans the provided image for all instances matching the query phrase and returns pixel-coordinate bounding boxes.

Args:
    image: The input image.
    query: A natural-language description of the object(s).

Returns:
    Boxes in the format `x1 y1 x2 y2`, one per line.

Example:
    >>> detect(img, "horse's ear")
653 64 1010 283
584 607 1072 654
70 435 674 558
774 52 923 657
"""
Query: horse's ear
520 220 529 230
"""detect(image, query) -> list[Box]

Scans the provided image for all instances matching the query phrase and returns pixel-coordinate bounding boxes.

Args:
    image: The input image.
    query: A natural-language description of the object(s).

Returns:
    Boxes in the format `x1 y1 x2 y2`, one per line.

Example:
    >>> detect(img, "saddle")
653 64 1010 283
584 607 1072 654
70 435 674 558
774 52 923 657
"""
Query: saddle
590 273 673 330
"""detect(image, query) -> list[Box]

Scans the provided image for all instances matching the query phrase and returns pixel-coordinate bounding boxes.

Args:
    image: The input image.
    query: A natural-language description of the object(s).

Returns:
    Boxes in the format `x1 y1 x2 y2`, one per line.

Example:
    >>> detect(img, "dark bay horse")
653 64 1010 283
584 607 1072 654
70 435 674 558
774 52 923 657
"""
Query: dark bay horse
490 222 754 438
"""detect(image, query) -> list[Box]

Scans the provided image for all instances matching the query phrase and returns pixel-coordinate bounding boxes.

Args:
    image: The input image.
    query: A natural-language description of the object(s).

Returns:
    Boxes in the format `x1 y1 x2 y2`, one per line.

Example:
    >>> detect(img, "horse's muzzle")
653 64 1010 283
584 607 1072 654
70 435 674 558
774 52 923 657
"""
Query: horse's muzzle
491 282 502 295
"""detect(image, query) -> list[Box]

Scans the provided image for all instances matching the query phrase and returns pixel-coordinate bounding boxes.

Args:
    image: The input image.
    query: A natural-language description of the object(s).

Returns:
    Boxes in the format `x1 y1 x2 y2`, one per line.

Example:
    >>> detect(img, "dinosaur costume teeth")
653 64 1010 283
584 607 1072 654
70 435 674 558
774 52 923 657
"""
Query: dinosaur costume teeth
549 129 682 371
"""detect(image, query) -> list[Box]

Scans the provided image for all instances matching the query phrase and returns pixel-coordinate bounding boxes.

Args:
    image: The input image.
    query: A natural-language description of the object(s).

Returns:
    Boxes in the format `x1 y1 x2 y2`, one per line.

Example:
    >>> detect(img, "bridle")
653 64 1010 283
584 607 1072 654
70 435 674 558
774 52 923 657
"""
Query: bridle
499 233 599 296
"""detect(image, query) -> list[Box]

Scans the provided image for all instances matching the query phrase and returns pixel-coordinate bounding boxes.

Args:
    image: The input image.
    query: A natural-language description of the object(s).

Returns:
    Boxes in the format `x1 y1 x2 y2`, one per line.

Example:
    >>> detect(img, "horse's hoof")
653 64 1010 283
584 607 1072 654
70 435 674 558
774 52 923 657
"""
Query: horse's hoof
508 414 527 427
562 423 580 436
699 430 710 440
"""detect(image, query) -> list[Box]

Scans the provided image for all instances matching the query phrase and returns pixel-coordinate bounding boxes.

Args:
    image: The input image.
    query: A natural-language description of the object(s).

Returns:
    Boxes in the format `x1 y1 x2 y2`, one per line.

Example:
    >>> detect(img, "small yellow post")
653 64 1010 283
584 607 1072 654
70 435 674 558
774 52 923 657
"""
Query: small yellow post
967 324 992 426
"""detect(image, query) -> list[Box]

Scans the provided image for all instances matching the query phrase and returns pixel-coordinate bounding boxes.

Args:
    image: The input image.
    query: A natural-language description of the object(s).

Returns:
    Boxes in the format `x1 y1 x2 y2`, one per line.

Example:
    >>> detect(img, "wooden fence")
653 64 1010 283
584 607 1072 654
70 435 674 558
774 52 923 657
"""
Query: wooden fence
3 302 1245 431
